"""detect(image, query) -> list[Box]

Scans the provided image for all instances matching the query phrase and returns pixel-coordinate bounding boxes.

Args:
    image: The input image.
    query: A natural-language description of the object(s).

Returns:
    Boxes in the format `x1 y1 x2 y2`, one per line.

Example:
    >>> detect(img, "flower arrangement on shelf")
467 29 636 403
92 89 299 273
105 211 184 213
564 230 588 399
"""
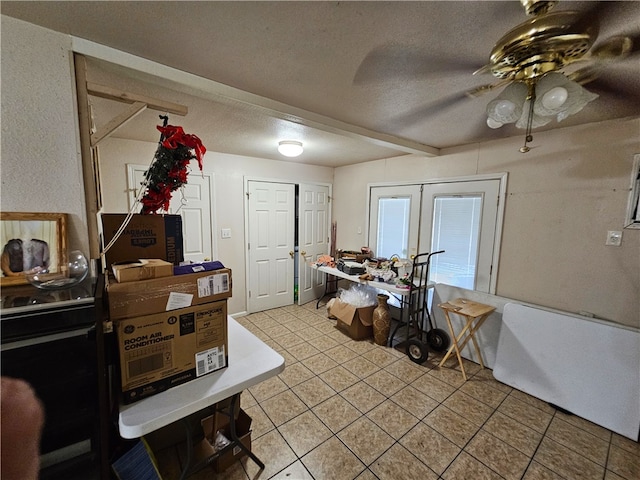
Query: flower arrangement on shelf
140 121 206 215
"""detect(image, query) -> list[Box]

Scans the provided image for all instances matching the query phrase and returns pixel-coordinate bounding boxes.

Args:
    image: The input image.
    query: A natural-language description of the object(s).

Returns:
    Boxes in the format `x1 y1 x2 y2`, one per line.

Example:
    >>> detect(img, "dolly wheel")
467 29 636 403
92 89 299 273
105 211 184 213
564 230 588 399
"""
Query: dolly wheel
427 328 451 353
407 339 429 364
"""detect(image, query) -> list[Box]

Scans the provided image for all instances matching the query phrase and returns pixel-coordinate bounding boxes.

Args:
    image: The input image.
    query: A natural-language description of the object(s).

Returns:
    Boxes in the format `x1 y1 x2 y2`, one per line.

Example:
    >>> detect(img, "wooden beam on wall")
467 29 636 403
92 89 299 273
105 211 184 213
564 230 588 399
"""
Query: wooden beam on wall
74 53 102 260
87 82 188 116
90 101 147 147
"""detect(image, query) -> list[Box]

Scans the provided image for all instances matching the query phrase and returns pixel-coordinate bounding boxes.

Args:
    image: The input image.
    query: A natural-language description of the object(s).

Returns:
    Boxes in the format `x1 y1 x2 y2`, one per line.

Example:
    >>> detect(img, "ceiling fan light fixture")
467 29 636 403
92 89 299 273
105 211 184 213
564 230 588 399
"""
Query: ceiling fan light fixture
557 88 599 122
534 72 598 121
278 140 303 157
541 86 568 109
486 117 504 129
486 81 528 124
515 99 552 129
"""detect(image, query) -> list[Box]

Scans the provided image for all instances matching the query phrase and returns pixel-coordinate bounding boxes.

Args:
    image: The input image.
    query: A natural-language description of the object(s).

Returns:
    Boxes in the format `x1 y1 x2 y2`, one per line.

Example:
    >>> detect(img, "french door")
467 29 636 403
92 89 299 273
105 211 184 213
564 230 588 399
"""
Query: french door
368 176 504 293
368 185 422 260
419 179 501 293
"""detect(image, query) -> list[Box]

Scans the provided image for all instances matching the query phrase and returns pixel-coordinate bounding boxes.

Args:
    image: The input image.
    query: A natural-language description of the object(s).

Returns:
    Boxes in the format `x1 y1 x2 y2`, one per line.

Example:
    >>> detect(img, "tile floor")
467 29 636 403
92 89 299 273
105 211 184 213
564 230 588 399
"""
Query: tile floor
156 302 639 480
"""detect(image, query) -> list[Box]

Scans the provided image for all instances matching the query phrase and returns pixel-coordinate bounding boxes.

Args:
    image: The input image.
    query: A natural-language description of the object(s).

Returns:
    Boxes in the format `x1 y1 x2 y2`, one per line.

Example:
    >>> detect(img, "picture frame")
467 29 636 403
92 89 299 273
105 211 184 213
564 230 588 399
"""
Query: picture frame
0 212 67 287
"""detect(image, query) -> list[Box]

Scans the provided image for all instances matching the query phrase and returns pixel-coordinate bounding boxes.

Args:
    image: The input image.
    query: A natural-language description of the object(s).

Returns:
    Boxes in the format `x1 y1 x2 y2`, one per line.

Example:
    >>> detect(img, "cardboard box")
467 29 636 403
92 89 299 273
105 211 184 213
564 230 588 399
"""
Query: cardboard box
144 396 241 453
107 268 232 320
329 298 375 340
112 259 174 283
201 408 252 473
116 301 229 404
101 213 184 267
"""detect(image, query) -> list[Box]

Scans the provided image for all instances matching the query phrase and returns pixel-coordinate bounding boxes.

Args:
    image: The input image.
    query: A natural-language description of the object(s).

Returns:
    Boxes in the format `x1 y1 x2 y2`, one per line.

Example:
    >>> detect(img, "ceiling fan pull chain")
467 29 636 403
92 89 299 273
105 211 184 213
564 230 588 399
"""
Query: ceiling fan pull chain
520 85 536 153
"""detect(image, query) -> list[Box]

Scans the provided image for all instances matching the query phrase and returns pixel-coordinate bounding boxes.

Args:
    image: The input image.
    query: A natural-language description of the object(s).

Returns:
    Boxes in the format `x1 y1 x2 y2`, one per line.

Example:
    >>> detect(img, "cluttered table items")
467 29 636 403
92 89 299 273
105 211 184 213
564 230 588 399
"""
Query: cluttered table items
313 264 419 297
311 253 419 301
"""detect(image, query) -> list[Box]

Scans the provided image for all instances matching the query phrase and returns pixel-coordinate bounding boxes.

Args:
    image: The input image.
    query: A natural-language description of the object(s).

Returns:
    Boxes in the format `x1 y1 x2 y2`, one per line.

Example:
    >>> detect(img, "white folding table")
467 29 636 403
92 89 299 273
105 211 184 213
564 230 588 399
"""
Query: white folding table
118 316 285 478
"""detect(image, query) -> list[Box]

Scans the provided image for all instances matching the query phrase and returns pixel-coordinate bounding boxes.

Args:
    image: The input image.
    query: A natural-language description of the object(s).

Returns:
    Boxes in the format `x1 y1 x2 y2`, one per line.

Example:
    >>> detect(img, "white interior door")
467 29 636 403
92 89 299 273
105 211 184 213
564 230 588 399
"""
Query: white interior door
297 183 330 305
247 181 295 312
127 163 214 263
368 185 422 259
419 179 501 293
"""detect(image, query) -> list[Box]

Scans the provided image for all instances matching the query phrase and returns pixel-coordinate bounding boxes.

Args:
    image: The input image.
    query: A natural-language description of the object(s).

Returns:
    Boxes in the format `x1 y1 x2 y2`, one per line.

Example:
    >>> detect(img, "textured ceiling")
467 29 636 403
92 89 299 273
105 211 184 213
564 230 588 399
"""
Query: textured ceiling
2 1 639 166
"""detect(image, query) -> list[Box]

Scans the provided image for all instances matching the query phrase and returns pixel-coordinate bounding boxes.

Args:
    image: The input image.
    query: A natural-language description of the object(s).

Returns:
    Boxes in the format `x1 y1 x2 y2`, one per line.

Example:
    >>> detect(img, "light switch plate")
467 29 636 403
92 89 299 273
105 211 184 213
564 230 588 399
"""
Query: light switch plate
606 230 622 246
221 228 231 239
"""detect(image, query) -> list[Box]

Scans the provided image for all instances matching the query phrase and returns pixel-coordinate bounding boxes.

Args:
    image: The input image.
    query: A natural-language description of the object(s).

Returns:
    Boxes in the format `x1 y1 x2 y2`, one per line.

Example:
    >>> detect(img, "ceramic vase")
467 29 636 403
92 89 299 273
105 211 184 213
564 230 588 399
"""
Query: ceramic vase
372 294 391 346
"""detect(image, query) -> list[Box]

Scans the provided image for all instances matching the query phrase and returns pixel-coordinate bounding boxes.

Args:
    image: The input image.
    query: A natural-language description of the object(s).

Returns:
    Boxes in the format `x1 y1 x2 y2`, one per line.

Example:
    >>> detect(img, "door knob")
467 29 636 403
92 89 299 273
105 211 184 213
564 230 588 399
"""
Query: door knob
301 251 307 256
289 251 294 258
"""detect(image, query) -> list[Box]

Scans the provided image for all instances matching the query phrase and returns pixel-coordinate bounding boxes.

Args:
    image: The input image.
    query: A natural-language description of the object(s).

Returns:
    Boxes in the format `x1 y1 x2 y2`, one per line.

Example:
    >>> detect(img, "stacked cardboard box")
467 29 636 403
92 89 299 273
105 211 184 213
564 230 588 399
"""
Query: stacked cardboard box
101 214 184 267
111 259 174 283
107 267 233 404
106 268 232 320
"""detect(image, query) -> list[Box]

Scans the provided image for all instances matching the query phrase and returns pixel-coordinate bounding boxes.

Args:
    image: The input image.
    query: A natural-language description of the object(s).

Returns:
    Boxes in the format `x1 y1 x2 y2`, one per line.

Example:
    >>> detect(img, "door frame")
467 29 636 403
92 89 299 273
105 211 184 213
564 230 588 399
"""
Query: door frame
366 172 507 294
243 176 333 313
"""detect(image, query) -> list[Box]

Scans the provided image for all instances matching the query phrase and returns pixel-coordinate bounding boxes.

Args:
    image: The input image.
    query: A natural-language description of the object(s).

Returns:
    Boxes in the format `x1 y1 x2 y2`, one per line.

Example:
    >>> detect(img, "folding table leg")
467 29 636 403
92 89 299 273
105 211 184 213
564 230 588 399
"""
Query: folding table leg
439 311 468 380
227 395 265 470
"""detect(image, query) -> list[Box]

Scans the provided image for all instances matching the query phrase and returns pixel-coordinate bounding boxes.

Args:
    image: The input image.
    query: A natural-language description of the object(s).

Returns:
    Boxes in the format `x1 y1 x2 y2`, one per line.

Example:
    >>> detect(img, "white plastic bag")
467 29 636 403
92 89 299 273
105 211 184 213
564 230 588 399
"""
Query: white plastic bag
338 284 377 307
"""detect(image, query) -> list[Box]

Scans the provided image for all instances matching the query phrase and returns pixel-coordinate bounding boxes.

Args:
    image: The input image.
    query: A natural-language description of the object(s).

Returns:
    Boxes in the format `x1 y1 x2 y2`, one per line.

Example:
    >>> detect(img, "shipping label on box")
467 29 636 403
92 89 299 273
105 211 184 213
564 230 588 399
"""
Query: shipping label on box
107 268 232 320
116 301 229 404
101 213 184 267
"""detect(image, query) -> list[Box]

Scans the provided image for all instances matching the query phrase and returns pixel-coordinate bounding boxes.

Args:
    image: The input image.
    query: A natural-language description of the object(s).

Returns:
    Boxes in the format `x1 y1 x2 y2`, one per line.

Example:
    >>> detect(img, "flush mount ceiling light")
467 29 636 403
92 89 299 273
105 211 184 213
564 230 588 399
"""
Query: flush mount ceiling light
277 140 303 157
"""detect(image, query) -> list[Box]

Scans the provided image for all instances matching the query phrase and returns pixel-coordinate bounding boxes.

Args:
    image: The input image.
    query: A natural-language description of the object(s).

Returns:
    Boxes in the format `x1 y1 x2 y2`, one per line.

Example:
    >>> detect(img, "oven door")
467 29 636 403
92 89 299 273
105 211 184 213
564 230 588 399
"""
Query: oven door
1 325 97 465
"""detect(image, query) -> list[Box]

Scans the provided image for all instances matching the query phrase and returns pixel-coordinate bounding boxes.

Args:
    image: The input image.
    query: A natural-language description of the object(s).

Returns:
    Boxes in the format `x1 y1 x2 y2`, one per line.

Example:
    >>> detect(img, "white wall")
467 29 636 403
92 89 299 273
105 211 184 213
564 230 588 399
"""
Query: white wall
333 119 640 327
1 16 89 255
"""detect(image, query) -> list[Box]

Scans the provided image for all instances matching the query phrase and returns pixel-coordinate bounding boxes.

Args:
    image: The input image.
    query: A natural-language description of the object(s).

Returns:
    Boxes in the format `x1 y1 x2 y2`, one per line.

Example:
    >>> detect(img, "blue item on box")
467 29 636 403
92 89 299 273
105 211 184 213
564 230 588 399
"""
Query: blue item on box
173 260 225 275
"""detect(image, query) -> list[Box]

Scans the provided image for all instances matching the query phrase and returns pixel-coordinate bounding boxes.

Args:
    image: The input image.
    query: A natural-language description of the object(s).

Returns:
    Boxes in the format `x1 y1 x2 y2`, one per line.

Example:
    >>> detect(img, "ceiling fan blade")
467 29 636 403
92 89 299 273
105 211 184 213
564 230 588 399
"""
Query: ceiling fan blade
586 76 640 107
353 44 483 85
588 32 640 62
568 65 603 85
466 79 512 98
570 30 640 84
386 92 473 129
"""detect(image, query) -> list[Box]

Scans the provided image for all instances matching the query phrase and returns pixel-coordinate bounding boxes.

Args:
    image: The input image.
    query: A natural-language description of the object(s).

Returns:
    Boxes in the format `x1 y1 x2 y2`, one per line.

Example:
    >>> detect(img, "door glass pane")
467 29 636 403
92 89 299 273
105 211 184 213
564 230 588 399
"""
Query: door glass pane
430 195 482 289
377 197 410 258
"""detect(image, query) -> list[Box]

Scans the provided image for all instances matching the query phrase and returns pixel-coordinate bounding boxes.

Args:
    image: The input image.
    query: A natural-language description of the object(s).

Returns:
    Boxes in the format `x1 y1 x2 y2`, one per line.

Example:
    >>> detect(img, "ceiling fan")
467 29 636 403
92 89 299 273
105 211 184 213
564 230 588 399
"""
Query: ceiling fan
355 0 639 152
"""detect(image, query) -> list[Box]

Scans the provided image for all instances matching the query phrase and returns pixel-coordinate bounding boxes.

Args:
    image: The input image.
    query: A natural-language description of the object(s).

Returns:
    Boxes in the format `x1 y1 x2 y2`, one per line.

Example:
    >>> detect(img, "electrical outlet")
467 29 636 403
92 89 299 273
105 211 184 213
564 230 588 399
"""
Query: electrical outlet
606 230 622 246
221 228 232 239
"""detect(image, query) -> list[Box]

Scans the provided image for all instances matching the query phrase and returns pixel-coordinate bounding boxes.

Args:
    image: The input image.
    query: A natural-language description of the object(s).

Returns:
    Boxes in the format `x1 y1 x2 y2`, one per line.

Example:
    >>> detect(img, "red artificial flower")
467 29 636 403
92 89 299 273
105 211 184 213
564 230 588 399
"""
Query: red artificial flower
141 124 207 214
156 124 206 170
